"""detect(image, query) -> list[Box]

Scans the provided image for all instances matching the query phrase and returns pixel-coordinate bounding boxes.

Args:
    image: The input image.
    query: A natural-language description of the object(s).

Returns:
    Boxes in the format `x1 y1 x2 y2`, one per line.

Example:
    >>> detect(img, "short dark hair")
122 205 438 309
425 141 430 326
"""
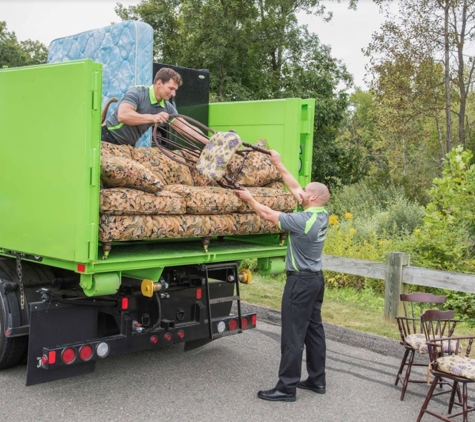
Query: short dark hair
153 67 183 86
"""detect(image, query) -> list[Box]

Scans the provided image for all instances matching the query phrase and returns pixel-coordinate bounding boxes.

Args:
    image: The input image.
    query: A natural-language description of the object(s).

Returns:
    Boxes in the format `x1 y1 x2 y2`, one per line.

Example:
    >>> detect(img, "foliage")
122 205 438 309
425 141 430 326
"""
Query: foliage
0 21 47 68
407 146 475 273
367 0 475 164
332 89 383 186
446 291 475 327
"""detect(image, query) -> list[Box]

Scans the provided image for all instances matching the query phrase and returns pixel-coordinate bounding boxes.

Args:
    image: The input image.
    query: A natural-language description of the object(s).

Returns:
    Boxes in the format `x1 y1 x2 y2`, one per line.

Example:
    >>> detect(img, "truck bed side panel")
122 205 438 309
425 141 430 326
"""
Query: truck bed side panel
0 60 101 262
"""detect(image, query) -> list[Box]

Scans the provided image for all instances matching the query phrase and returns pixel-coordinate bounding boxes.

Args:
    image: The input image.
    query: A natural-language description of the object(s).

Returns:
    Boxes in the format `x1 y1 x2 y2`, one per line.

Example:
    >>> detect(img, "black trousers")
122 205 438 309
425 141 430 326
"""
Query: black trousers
101 125 119 144
275 271 326 394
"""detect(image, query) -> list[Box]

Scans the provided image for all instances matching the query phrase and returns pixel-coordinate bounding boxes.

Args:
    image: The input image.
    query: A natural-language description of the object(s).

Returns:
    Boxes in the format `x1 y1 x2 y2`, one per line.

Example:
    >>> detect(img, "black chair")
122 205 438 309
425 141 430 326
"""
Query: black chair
395 292 448 400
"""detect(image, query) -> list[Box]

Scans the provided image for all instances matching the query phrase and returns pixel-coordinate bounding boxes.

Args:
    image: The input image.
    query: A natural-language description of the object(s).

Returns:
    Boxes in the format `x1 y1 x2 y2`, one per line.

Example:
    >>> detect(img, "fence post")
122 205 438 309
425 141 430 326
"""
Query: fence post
384 252 410 321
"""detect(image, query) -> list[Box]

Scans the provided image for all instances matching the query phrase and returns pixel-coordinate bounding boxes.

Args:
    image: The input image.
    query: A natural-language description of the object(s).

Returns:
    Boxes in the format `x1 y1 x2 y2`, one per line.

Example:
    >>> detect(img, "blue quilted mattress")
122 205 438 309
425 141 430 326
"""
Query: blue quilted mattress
48 21 154 146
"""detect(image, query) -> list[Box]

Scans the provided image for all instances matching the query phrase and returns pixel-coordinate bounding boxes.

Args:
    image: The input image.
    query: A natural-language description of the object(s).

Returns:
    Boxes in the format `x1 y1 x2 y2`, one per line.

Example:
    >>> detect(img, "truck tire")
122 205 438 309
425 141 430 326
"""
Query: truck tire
0 258 53 369
0 288 28 369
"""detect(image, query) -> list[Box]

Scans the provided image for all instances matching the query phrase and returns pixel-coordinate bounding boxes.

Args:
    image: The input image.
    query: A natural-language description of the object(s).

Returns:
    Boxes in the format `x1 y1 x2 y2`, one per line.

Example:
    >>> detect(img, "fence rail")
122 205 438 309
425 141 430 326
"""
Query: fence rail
322 252 475 320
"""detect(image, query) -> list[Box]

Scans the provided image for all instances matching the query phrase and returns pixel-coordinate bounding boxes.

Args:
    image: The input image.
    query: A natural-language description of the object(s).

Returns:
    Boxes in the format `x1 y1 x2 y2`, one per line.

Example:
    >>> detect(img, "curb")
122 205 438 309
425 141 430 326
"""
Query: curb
241 302 401 359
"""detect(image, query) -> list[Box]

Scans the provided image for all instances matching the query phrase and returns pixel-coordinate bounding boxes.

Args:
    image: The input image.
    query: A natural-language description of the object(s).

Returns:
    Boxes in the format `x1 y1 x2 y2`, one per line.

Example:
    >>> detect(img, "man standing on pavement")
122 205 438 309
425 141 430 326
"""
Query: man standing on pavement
235 150 330 402
102 67 208 146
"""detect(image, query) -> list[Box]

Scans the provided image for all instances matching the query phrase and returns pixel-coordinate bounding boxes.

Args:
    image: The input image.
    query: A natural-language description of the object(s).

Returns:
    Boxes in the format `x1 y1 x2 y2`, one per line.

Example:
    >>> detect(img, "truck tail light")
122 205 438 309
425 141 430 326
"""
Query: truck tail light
48 350 57 365
61 348 76 364
177 330 185 339
241 317 248 329
228 319 238 331
251 314 257 325
79 345 93 361
96 342 110 358
196 288 202 300
164 332 172 342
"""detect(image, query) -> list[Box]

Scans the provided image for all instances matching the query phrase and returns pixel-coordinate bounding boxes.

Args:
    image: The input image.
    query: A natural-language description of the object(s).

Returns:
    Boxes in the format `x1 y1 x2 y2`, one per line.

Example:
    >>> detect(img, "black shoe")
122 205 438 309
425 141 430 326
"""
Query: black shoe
257 388 296 402
297 380 326 394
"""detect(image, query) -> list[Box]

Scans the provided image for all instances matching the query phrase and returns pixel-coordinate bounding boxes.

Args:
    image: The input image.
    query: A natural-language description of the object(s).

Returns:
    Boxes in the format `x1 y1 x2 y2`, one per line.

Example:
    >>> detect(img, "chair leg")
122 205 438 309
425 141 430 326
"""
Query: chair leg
462 382 468 422
395 348 410 386
400 349 416 401
448 380 458 414
417 375 441 422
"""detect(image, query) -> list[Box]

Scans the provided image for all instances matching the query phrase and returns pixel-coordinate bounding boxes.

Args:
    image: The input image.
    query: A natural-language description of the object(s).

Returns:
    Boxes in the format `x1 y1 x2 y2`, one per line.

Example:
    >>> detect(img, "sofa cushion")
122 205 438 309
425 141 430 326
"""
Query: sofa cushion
99 213 282 242
100 188 185 215
196 131 242 182
239 187 297 213
131 147 194 186
166 185 243 214
101 141 133 159
101 156 165 193
228 139 281 187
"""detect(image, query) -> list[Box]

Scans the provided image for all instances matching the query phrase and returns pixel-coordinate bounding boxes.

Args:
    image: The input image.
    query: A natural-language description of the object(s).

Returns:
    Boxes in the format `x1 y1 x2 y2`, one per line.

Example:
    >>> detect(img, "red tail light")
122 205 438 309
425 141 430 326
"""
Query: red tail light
241 317 248 329
196 288 202 300
228 319 238 331
79 345 93 361
251 314 257 325
164 332 172 342
61 348 76 364
48 350 57 365
121 297 129 310
150 335 159 344
177 330 185 339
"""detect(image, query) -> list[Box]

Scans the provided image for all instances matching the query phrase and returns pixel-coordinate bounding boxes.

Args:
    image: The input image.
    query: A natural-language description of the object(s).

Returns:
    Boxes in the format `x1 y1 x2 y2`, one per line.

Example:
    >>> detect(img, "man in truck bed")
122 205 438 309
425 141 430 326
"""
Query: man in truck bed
102 67 208 146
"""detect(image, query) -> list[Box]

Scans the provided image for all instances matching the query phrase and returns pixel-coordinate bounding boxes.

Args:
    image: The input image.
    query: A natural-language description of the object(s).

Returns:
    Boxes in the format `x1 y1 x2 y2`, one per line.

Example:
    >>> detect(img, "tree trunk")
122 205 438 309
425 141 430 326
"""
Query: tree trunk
444 0 452 153
457 0 468 147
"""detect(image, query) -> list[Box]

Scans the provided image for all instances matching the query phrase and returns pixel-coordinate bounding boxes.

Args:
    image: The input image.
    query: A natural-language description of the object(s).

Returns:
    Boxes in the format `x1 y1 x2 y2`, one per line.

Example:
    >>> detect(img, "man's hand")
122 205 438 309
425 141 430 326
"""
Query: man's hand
269 150 282 167
152 112 169 125
234 187 253 202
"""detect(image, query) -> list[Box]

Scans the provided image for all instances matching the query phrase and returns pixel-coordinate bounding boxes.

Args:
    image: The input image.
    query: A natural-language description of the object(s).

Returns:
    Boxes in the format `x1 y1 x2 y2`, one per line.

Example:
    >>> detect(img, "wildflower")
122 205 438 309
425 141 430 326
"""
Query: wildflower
329 214 339 226
344 212 353 220
349 228 357 234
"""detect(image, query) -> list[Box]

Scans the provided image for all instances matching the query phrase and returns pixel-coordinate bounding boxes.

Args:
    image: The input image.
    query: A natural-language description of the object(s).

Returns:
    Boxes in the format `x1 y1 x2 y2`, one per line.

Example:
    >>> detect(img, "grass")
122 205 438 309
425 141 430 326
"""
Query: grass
240 273 475 340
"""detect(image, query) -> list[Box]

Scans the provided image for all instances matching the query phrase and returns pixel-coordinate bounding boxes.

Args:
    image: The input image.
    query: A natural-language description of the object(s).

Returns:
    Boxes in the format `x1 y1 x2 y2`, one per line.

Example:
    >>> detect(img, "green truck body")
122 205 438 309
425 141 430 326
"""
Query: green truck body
0 59 315 385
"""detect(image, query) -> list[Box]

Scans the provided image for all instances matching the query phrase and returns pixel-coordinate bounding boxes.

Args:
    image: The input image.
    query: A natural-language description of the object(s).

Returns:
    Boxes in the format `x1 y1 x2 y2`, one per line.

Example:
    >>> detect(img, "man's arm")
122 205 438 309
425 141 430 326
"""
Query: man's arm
269 151 304 202
170 117 209 145
118 103 169 126
235 188 281 226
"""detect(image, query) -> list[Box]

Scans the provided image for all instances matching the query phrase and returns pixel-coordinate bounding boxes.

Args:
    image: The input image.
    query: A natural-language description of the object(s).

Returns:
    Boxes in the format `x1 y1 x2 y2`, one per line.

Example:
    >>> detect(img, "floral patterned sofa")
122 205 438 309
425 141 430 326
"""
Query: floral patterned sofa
99 140 297 256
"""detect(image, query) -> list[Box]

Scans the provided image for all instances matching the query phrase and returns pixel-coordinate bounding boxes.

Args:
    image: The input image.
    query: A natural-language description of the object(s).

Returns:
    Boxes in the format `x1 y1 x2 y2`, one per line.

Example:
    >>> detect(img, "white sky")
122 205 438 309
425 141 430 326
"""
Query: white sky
0 0 387 89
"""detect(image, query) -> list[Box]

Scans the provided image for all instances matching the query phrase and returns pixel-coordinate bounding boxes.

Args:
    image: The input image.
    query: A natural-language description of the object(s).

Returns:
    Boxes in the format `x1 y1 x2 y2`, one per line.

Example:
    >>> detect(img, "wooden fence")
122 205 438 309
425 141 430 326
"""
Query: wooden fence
322 252 475 320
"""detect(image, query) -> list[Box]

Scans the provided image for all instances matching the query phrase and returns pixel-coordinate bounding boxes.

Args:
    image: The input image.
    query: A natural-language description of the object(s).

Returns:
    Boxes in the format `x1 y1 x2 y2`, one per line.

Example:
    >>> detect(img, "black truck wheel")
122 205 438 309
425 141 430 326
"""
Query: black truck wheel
0 258 53 369
0 287 28 369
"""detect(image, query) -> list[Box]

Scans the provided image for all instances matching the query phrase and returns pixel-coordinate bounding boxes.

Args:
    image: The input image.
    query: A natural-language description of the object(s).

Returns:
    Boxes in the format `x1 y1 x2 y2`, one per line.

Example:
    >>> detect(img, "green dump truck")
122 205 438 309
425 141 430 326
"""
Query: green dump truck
0 59 315 385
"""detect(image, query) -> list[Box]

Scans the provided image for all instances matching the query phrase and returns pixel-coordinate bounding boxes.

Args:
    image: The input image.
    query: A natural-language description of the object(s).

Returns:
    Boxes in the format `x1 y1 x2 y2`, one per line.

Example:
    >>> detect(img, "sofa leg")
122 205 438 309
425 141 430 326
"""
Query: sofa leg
101 242 112 259
201 237 211 253
279 232 287 246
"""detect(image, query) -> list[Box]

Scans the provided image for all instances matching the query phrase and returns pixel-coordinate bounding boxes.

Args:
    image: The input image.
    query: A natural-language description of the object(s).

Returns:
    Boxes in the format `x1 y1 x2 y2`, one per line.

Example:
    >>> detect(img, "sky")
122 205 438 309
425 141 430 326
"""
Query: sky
1 0 388 89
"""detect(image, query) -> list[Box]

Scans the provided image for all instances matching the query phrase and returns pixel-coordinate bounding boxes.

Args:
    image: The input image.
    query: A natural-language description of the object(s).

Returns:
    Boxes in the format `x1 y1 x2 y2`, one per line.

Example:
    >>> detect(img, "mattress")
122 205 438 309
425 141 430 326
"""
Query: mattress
47 20 154 146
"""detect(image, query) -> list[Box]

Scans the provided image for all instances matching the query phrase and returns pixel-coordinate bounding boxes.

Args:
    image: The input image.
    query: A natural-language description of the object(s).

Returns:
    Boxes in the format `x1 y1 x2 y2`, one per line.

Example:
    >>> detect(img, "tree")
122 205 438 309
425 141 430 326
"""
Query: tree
0 21 47 68
369 0 475 154
409 145 475 272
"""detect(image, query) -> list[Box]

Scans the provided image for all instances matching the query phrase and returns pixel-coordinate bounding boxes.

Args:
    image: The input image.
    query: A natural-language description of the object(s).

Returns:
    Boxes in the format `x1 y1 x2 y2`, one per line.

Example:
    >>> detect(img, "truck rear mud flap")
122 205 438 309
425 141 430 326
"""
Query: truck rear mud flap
26 301 98 386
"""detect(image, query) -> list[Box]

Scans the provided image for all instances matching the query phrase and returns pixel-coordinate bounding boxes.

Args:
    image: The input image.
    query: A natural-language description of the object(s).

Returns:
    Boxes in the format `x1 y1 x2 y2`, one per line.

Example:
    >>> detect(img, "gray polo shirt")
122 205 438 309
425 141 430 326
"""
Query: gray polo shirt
278 206 329 272
104 85 178 146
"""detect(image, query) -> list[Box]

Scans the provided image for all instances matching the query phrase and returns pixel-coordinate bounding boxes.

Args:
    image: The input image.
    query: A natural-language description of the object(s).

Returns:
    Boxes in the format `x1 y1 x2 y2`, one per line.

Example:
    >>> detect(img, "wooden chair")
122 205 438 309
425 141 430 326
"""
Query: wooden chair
152 114 271 189
395 292 447 400
417 335 475 422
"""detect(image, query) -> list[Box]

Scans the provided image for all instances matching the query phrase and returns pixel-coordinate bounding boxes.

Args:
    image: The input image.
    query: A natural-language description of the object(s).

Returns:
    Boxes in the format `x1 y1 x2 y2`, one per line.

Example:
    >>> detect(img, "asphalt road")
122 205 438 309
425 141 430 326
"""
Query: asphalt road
0 308 462 422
